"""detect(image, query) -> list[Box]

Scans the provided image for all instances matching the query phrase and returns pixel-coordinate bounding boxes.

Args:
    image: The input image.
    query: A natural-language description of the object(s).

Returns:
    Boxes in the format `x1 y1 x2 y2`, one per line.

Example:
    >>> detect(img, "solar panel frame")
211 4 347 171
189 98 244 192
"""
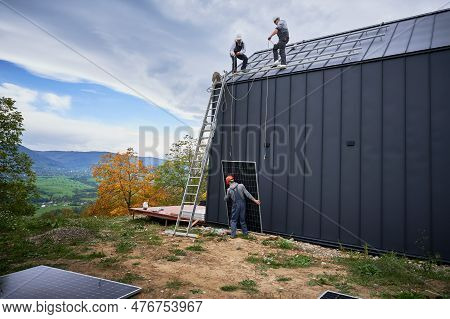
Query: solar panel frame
406 15 435 52
0 266 141 299
221 160 263 233
318 290 357 299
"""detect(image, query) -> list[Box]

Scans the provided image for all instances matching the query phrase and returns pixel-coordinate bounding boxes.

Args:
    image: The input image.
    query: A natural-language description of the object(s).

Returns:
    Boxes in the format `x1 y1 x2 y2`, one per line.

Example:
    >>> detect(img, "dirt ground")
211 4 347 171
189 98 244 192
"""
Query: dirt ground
4 215 448 299
48 229 373 299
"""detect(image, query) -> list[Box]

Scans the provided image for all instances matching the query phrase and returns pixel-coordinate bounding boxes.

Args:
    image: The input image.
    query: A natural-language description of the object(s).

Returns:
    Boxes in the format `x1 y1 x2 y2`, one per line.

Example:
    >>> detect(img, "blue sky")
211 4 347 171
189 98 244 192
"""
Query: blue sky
0 61 181 127
0 0 446 157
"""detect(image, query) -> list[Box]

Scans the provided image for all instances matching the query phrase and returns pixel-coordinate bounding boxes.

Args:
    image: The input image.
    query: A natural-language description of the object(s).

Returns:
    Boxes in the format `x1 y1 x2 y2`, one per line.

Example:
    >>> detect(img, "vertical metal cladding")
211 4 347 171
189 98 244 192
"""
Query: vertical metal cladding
360 62 383 249
206 49 450 261
430 50 450 261
286 74 307 237
340 65 361 246
321 68 342 242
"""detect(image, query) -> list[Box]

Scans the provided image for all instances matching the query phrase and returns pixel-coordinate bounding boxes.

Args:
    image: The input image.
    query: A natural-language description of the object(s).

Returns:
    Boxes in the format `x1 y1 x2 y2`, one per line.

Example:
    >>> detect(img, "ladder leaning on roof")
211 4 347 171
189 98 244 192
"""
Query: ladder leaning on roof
170 71 229 237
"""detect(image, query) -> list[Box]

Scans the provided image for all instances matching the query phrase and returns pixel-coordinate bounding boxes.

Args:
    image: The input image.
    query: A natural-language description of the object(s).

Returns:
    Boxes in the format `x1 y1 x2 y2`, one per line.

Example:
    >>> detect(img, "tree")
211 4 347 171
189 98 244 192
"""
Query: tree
0 97 37 215
153 135 207 205
87 148 168 216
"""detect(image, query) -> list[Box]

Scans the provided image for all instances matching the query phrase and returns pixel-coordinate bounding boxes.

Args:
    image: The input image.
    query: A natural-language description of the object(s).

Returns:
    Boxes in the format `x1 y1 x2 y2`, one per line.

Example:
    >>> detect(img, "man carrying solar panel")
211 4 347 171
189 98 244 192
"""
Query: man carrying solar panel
268 16 289 69
224 175 261 238
230 34 249 74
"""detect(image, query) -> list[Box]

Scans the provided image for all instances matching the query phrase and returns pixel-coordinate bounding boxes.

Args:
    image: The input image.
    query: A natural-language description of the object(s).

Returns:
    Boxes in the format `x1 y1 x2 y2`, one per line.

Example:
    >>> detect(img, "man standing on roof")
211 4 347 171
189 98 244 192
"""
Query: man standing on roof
230 34 249 74
268 16 289 69
224 175 261 238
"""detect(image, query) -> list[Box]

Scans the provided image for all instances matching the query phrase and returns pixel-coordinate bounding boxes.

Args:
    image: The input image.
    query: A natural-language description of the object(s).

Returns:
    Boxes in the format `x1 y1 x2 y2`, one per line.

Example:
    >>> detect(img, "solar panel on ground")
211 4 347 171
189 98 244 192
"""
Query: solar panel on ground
222 161 262 233
319 290 357 299
0 266 141 299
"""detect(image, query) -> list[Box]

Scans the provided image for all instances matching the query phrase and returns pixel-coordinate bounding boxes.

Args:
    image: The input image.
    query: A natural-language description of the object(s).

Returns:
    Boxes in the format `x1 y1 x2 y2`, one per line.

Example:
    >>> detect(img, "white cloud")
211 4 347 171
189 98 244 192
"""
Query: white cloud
0 0 444 121
0 82 188 157
0 82 138 153
80 88 101 94
0 82 71 112
0 82 38 112
42 92 71 112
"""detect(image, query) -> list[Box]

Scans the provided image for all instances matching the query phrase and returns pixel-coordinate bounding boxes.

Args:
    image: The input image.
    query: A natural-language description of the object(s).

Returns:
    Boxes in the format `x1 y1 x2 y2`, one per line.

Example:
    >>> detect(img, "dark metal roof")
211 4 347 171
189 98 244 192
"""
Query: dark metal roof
229 8 450 83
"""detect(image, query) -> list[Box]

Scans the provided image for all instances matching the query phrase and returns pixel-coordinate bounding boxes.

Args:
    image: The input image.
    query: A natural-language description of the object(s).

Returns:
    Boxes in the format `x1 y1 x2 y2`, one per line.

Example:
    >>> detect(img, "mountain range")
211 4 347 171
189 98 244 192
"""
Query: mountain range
19 145 164 176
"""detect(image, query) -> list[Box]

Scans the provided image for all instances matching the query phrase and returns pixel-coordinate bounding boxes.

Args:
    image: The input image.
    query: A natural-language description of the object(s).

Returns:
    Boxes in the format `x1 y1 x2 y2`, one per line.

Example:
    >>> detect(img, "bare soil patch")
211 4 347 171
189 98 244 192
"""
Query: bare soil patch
29 227 95 245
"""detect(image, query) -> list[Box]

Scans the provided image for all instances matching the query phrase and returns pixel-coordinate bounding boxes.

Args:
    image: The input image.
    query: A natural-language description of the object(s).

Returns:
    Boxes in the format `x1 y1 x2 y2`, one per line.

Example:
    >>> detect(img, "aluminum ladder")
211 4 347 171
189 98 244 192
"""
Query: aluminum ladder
170 72 228 237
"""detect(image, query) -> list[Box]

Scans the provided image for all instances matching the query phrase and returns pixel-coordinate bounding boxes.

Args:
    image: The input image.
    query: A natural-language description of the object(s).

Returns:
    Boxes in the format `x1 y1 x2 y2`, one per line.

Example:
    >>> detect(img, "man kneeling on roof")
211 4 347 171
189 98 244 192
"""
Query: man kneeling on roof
230 34 249 74
268 16 289 69
224 175 261 238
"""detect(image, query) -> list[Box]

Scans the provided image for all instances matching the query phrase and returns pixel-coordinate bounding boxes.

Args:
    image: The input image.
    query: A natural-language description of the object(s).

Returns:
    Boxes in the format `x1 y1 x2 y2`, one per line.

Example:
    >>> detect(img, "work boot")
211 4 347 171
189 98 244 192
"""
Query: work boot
278 64 287 69
241 69 249 73
272 60 281 67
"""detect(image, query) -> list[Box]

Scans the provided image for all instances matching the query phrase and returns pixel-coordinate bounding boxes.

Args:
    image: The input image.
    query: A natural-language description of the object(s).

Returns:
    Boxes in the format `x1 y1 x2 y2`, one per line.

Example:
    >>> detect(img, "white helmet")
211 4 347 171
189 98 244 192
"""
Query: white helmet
235 34 242 40
273 16 280 22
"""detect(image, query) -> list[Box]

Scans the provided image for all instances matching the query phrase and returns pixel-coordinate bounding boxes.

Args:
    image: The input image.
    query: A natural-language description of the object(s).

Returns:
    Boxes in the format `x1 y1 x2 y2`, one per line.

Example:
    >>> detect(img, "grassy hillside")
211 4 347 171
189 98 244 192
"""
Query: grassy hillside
37 176 95 199
36 176 97 214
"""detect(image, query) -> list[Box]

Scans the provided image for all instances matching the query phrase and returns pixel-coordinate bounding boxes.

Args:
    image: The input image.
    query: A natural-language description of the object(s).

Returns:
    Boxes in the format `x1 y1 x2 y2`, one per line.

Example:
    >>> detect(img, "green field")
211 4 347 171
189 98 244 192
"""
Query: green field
37 176 96 199
36 204 83 216
36 176 97 214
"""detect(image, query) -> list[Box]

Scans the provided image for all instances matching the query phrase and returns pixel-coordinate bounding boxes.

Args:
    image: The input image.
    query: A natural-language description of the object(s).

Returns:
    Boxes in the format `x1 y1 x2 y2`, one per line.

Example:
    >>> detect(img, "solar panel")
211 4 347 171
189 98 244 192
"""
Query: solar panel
222 161 262 233
0 266 141 299
228 10 450 83
319 290 357 299
229 25 390 83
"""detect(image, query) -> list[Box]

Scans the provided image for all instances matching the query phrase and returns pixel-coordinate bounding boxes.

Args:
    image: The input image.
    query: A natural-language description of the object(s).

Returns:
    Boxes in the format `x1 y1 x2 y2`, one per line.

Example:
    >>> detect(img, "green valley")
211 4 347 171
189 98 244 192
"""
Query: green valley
35 176 97 215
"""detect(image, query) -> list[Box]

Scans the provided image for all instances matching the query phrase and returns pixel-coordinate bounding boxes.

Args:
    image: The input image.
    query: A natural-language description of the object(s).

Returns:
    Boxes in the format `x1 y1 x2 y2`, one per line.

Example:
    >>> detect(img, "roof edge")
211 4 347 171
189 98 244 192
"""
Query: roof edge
228 45 450 85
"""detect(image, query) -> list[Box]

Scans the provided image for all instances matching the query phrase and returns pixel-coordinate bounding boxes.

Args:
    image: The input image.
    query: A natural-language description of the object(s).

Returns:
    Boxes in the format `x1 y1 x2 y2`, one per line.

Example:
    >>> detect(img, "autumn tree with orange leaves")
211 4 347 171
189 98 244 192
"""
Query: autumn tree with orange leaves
85 148 168 216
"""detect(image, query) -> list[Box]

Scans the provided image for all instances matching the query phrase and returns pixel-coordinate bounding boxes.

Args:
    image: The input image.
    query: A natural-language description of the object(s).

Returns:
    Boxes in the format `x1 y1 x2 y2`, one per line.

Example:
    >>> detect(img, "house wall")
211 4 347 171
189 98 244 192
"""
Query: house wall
206 49 450 261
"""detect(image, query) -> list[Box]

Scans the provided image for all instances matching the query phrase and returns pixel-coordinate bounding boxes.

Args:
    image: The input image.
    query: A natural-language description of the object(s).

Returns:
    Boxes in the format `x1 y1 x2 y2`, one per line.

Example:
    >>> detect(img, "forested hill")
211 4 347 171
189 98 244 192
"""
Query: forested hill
19 145 164 176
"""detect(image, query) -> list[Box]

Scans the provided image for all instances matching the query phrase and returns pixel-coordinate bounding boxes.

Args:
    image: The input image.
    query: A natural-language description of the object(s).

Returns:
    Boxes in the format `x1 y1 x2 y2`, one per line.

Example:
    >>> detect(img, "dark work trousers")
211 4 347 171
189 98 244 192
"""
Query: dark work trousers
229 191 248 237
273 37 289 65
230 53 248 72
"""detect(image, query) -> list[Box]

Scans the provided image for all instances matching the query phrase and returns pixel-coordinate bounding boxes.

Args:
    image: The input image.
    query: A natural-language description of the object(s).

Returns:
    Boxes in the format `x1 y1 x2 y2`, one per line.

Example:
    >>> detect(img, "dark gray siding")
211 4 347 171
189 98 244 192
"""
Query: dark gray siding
382 58 406 252
340 65 361 246
361 61 383 249
430 50 450 260
405 54 431 256
321 68 341 242
286 74 307 237
303 72 323 238
272 76 290 233
259 78 276 231
206 49 450 261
